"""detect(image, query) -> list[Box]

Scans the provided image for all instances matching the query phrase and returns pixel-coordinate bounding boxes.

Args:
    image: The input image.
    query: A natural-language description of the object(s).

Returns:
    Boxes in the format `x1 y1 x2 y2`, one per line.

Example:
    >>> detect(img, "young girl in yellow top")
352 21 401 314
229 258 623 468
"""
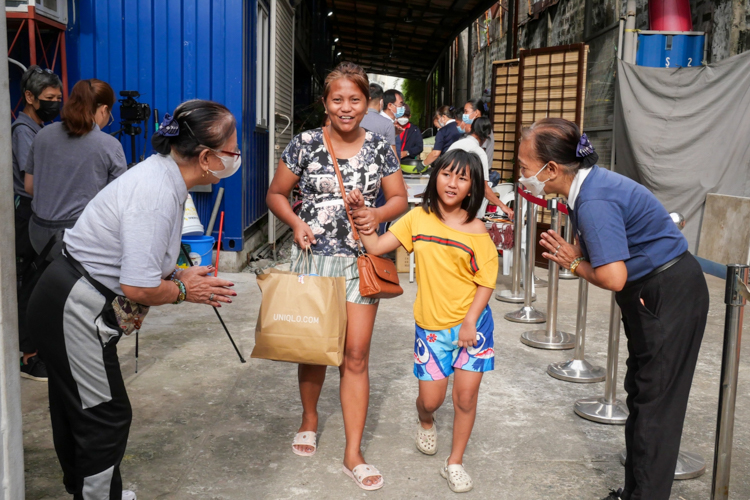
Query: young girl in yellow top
347 149 498 493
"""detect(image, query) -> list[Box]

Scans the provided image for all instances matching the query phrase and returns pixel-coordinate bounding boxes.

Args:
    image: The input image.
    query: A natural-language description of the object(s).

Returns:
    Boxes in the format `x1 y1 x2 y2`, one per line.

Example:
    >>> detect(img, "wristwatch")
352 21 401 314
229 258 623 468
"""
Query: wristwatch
570 257 587 276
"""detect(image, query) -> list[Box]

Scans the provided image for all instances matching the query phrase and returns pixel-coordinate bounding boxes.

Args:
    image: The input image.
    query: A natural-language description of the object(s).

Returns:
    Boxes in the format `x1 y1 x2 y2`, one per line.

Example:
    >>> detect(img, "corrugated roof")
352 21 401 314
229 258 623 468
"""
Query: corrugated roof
330 0 501 79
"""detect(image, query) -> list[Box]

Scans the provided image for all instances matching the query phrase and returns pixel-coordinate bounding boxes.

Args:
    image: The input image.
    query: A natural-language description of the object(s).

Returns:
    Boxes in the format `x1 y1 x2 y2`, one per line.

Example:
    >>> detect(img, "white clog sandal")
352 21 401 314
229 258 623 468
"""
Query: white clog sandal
342 463 384 491
440 458 474 493
415 419 438 455
291 431 317 457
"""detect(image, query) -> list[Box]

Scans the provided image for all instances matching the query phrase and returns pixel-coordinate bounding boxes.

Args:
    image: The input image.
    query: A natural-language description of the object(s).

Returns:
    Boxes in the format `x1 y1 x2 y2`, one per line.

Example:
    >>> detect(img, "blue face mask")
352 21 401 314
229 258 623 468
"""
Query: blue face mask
462 113 474 125
395 106 405 118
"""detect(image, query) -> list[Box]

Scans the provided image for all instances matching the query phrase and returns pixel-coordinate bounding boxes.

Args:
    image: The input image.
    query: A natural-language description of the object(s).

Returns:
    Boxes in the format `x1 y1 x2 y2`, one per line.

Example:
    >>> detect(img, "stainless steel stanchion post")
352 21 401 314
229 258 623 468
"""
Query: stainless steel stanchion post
547 278 606 381
711 264 749 499
505 197 546 324
574 292 628 424
619 448 706 480
558 214 576 280
521 198 573 347
497 183 535 303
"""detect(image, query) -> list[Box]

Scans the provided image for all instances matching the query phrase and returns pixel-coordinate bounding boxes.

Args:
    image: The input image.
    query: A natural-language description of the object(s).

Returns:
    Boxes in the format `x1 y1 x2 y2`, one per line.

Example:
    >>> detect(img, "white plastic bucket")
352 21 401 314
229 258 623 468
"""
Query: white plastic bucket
183 194 204 235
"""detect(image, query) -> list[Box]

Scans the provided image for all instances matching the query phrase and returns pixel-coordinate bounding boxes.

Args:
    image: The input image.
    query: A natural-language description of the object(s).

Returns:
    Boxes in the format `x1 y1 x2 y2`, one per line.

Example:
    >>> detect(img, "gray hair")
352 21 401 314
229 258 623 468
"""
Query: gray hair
20 65 62 98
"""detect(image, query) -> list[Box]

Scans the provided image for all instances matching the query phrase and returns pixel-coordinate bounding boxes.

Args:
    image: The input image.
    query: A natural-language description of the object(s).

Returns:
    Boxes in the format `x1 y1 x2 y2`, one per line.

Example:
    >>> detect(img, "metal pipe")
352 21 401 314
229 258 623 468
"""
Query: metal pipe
497 184 533 303
524 202 536 307
548 278 606 382
505 196 546 324
604 293 622 404
711 264 748 499
559 214 576 279
0 7 26 496
622 0 637 64
521 198 573 347
205 187 225 236
574 279 588 356
574 292 629 424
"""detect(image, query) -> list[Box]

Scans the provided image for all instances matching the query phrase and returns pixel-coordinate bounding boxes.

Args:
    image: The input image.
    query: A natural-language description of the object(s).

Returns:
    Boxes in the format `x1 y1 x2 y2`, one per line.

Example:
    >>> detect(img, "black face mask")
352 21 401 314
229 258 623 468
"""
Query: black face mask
36 99 60 122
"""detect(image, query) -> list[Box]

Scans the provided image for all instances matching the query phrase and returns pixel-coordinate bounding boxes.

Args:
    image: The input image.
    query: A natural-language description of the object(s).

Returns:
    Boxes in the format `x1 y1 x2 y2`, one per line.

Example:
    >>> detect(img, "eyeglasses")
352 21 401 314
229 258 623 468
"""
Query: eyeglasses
33 68 56 75
216 147 241 158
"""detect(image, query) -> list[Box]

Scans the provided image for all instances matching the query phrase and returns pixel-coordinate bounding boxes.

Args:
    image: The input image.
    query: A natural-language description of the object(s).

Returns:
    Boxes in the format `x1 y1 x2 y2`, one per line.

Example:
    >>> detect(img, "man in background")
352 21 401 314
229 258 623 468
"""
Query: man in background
360 83 398 157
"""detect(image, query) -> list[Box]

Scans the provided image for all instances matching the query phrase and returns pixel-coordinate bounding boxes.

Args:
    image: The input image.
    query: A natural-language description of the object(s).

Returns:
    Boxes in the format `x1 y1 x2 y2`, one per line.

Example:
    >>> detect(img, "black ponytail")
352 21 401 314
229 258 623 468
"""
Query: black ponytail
466 97 489 117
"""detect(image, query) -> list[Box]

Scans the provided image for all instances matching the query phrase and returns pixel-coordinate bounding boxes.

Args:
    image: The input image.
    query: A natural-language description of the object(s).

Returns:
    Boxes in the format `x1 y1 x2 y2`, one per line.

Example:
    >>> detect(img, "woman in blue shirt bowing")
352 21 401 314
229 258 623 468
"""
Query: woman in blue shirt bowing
517 118 709 500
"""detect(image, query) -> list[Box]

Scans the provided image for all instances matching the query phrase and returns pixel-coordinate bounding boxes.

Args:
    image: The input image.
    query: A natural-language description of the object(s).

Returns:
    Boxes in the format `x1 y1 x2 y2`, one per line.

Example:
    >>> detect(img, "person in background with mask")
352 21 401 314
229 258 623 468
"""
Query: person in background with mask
463 98 493 167
360 82 398 157
27 99 239 500
432 111 443 136
381 88 404 120
12 65 63 382
448 117 513 219
423 105 463 166
382 88 405 135
397 104 423 160
24 78 127 258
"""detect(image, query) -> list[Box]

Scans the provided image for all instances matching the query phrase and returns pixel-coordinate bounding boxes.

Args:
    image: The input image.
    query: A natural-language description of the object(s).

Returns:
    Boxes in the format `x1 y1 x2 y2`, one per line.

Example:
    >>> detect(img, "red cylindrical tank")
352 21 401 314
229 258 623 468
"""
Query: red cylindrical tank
649 0 693 31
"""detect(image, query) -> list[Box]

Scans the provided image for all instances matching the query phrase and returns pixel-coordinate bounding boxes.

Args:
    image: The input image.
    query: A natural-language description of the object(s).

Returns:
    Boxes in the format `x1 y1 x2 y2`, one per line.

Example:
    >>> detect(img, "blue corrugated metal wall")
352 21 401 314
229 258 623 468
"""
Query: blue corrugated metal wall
66 0 269 251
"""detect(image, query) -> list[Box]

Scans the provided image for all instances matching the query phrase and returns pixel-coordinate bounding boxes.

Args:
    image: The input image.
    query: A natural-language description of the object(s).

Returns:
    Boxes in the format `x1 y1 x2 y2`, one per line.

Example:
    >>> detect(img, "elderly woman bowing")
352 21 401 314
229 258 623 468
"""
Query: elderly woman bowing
27 99 240 500
517 118 709 500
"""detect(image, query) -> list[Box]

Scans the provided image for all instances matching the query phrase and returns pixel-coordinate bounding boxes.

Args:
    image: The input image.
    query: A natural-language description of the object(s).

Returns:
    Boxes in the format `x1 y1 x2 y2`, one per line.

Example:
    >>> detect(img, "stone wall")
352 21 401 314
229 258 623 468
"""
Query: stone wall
462 0 748 166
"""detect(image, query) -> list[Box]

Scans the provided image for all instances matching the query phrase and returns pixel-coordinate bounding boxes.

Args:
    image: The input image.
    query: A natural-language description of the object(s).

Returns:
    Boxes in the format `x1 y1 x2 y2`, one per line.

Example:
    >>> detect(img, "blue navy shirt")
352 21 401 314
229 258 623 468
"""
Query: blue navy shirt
568 166 688 282
434 121 464 153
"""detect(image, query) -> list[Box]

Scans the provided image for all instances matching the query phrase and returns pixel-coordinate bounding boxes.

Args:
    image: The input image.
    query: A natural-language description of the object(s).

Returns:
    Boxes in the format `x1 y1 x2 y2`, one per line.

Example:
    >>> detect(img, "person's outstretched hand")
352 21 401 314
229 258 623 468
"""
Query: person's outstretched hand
178 266 236 308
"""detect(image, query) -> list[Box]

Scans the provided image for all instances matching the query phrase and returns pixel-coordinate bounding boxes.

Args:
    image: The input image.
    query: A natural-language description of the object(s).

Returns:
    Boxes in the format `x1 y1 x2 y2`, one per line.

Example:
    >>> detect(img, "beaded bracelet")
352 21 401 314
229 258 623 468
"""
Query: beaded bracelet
172 278 187 304
168 268 178 281
570 257 587 276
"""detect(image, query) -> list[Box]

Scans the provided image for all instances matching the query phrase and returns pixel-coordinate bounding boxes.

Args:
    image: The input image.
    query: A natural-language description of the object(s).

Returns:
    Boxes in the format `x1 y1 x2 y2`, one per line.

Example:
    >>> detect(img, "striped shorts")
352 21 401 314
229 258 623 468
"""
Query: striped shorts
291 246 378 305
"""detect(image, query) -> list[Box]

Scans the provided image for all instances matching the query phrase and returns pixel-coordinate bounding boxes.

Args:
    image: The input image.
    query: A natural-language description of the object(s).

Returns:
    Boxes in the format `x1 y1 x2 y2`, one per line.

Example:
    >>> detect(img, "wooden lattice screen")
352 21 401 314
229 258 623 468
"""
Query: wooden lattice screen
516 43 588 224
489 59 520 182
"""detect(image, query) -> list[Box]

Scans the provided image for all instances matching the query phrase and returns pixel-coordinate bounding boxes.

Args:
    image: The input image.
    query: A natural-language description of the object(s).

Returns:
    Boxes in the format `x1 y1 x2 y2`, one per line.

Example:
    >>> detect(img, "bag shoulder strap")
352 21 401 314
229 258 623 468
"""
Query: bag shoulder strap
30 230 62 273
321 127 361 244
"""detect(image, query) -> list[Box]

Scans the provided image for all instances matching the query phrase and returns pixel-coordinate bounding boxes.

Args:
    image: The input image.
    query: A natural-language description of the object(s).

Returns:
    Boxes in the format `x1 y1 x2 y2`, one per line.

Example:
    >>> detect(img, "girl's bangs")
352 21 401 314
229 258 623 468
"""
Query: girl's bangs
440 158 470 178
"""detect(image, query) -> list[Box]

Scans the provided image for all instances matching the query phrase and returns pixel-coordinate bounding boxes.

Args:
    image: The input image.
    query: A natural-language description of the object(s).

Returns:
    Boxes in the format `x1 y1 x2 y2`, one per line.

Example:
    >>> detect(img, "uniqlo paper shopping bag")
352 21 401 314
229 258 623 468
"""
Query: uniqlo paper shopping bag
252 268 347 366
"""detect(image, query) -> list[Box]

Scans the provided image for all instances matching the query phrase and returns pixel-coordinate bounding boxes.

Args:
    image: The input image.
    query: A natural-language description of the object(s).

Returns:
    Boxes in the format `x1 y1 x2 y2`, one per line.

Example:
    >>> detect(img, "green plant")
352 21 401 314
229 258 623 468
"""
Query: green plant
401 78 426 128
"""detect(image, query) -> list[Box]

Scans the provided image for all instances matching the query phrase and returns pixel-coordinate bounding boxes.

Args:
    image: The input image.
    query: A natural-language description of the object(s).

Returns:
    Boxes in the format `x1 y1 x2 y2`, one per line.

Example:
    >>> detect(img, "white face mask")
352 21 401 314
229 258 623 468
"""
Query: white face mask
397 117 409 126
519 163 549 197
208 150 242 179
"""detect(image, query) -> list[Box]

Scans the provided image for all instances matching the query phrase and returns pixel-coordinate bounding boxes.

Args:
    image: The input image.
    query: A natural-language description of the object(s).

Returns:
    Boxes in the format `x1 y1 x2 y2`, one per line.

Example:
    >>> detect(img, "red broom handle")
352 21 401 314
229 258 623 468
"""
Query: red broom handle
214 211 224 277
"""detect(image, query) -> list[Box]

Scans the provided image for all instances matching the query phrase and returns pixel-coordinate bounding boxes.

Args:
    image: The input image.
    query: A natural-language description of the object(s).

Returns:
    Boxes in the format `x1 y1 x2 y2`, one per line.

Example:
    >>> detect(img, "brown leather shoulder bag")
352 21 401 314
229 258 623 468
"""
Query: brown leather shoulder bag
321 127 403 299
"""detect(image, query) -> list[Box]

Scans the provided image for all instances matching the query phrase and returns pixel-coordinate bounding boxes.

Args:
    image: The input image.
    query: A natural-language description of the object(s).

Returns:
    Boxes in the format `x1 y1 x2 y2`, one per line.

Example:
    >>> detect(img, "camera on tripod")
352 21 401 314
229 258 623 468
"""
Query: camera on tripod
116 91 152 166
119 91 151 132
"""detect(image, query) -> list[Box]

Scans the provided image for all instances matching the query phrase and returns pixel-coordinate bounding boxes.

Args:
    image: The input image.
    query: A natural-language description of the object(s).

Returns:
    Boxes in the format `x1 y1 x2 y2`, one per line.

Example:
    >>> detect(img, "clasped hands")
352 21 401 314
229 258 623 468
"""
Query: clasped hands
539 229 583 271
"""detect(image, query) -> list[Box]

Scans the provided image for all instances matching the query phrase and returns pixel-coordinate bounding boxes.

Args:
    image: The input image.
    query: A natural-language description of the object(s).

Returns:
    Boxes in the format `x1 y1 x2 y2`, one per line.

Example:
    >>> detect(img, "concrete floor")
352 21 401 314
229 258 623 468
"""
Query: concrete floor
21 265 750 499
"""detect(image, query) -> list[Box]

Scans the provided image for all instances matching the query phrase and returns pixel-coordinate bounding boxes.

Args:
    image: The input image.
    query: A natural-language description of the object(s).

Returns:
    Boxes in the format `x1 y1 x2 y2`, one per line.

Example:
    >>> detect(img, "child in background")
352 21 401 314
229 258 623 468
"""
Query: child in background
346 149 498 493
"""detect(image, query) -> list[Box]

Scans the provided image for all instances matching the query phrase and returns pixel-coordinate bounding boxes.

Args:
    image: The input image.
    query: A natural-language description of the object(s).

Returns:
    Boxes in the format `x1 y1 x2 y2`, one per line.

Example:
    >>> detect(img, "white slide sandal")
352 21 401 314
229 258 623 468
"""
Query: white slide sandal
440 458 474 493
291 431 317 457
342 463 384 491
416 418 438 455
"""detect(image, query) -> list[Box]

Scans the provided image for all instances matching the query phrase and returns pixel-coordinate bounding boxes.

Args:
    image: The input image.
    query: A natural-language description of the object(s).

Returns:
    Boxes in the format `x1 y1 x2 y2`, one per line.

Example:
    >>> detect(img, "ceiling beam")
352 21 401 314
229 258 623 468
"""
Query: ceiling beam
351 57 435 70
335 26 437 42
332 9 445 27
335 0 456 17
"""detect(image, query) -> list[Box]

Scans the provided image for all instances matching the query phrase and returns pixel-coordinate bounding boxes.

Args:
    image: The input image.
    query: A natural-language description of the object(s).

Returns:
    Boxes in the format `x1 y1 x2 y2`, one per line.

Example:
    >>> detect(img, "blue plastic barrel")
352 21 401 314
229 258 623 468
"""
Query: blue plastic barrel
636 31 705 68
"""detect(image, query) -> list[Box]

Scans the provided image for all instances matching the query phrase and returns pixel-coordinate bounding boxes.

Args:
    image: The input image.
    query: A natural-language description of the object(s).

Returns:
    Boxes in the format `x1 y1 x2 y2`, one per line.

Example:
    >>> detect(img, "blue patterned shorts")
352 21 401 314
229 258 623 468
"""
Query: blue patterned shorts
413 305 495 381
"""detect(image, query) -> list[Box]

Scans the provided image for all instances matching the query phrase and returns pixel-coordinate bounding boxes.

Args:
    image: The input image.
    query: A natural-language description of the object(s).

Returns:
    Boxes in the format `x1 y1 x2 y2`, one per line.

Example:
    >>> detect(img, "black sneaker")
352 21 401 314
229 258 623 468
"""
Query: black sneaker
601 488 624 500
20 355 48 382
